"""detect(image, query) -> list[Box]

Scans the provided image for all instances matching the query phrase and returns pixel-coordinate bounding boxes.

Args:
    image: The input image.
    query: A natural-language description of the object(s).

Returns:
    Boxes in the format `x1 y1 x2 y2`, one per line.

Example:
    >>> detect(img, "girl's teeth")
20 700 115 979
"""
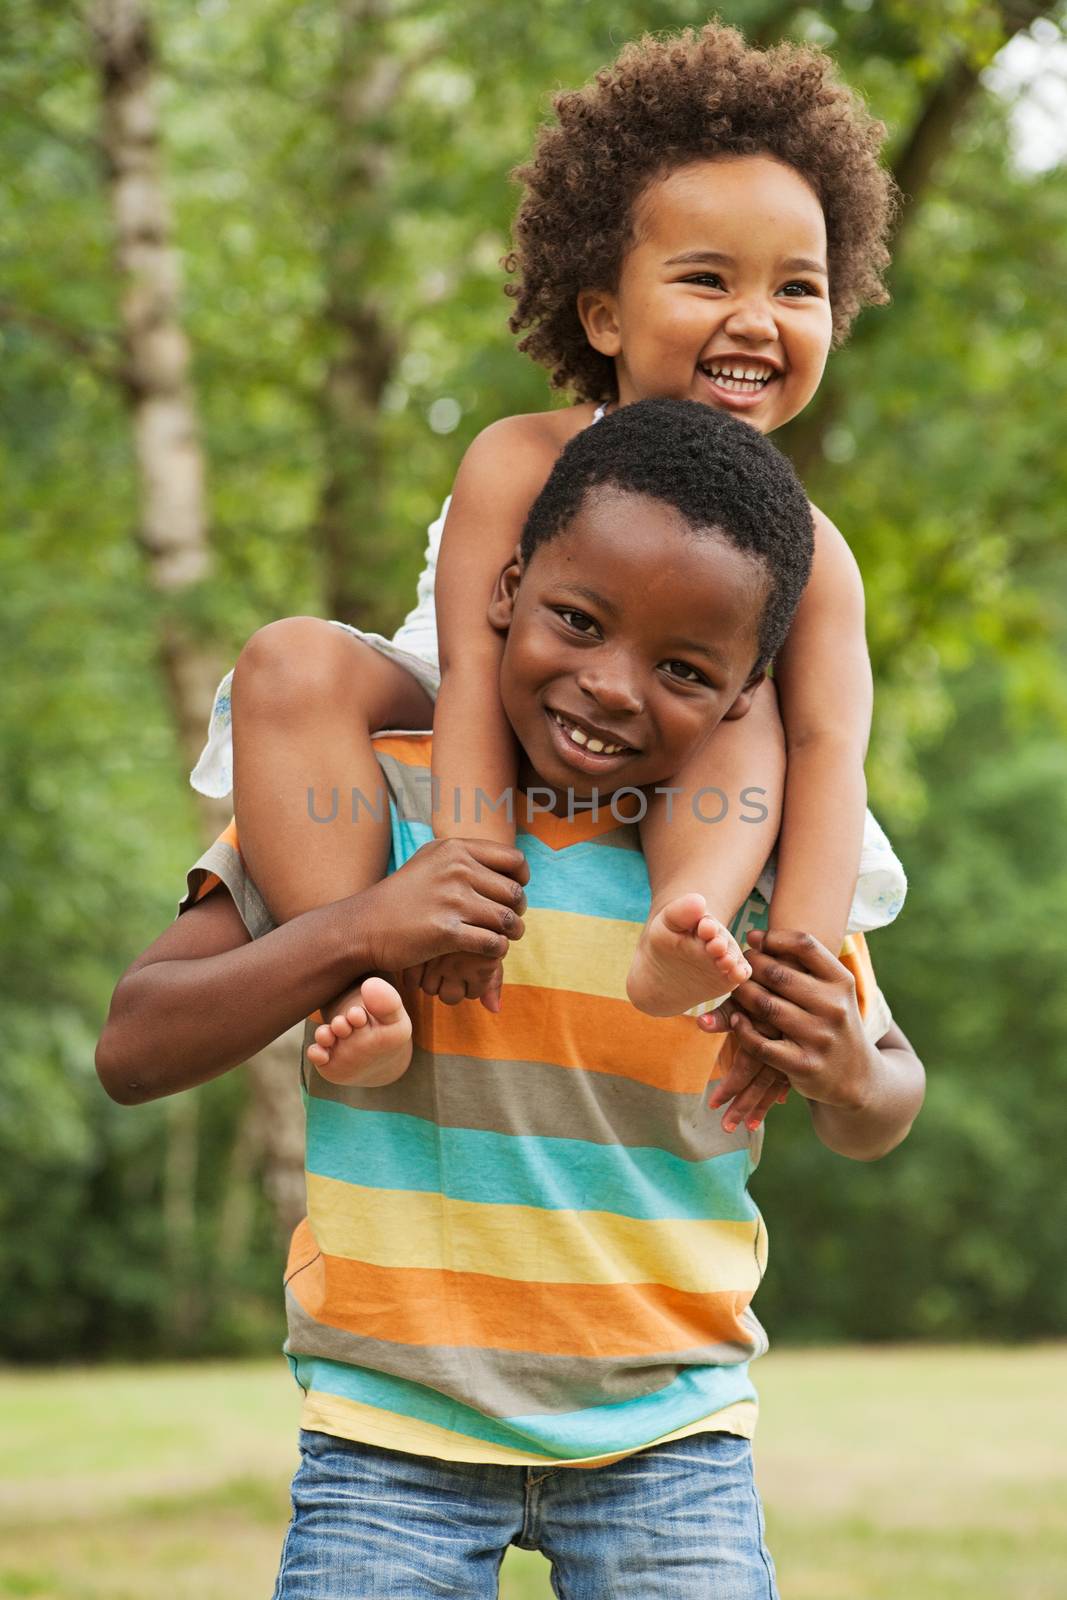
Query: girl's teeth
702 365 772 393
570 725 588 746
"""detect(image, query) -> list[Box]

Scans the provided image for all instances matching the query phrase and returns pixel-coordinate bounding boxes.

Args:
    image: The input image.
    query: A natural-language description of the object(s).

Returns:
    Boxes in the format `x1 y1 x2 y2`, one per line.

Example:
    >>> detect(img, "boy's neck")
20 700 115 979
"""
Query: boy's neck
515 753 645 821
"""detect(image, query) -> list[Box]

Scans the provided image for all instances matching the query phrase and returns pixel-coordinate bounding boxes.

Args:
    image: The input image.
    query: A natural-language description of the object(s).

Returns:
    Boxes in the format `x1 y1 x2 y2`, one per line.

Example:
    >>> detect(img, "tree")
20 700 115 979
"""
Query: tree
91 0 305 1289
1 0 1064 1355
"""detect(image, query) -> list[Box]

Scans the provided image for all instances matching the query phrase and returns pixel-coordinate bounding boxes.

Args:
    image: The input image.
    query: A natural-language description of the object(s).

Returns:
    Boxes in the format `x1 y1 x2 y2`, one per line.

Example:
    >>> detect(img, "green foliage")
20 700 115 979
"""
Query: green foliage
757 665 1067 1340
1 0 1065 1355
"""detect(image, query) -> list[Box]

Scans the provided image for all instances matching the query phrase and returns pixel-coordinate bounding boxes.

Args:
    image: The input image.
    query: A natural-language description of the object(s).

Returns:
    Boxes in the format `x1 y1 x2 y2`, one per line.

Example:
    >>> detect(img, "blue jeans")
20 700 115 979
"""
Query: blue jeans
272 1428 779 1599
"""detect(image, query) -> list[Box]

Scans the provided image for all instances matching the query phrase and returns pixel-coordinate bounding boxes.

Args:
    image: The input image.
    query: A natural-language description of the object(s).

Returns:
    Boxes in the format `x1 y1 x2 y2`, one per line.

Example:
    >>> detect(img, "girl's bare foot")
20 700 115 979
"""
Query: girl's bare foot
305 976 413 1087
626 893 751 1018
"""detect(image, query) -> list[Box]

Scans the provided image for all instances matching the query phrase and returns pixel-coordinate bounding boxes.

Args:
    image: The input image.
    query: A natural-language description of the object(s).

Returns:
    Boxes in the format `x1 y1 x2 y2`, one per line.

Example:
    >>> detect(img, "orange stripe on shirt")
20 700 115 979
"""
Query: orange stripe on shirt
409 982 733 1094
285 1242 755 1359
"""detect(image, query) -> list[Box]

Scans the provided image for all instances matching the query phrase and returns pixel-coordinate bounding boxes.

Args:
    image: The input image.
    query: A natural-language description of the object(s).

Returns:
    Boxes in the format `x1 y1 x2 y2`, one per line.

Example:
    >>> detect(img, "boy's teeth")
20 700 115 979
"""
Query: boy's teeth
552 711 623 755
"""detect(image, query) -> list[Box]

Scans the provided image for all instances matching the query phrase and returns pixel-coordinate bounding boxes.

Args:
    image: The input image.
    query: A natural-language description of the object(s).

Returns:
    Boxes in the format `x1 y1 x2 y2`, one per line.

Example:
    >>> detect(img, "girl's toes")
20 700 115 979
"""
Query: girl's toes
307 1042 331 1067
344 1004 368 1029
314 1024 338 1049
723 952 751 985
731 944 752 977
359 976 406 1024
329 1013 354 1038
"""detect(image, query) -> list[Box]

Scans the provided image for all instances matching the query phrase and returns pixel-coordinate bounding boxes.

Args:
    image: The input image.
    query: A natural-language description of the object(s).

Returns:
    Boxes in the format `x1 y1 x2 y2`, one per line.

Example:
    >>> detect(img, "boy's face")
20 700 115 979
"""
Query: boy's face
578 154 833 435
489 488 766 806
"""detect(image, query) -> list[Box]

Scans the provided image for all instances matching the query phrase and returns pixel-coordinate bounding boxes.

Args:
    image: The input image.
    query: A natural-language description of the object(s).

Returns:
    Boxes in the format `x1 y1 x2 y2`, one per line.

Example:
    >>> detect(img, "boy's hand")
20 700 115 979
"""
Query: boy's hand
713 928 877 1118
359 838 528 976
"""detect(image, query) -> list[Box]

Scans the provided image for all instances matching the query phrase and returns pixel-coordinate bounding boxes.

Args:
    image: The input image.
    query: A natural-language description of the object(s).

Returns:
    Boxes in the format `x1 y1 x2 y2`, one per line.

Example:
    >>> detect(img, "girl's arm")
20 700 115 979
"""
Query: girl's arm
770 506 872 952
432 416 559 845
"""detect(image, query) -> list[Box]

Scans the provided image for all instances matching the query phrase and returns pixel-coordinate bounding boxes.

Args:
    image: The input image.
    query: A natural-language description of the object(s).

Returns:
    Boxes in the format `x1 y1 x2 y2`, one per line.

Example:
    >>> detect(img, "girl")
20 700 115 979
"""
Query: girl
191 22 905 1122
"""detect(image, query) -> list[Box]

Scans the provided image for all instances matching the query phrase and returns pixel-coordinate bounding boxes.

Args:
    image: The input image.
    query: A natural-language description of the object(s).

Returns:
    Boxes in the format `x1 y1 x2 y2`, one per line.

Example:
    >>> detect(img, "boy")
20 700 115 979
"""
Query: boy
98 400 924 1597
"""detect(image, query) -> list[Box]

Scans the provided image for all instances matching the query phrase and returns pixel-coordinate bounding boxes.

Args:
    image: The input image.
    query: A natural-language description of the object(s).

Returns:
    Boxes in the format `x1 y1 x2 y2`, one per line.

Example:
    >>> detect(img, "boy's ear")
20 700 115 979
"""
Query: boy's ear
721 667 766 722
577 287 622 358
487 546 524 631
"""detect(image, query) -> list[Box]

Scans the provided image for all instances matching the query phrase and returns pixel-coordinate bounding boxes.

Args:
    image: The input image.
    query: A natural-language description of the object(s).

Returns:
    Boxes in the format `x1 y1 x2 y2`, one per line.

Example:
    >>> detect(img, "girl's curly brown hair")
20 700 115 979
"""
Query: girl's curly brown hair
505 22 898 403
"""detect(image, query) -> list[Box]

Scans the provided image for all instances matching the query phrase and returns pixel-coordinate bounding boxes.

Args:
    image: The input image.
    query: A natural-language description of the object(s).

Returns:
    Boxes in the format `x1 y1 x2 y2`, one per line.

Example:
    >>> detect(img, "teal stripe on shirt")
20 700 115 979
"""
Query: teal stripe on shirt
305 1101 757 1223
291 1351 756 1461
389 813 653 924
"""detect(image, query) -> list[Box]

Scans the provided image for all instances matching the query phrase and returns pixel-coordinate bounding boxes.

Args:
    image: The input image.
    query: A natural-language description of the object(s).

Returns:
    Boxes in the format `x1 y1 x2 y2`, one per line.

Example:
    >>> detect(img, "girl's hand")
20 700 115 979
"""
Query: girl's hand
704 999 790 1131
408 952 506 1010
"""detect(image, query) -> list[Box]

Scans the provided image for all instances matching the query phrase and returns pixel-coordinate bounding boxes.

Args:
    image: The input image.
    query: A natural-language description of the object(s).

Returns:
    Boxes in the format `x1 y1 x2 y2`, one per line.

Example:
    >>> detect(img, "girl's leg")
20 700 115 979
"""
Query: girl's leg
232 617 433 1083
232 617 433 920
628 678 785 1016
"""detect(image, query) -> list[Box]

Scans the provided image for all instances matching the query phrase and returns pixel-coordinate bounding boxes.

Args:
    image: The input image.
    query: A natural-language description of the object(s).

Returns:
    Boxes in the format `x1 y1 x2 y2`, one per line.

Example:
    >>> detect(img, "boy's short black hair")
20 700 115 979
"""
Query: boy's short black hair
521 399 814 669
505 21 897 401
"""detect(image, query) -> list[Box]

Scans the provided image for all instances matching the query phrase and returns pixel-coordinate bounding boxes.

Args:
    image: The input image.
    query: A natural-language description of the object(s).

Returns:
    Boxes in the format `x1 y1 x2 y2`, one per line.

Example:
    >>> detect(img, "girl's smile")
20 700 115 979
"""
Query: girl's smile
578 154 833 434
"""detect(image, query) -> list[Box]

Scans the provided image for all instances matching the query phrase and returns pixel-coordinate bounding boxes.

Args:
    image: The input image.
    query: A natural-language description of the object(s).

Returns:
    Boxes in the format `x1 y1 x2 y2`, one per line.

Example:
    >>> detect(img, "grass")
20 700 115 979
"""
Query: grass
1 1347 1064 1598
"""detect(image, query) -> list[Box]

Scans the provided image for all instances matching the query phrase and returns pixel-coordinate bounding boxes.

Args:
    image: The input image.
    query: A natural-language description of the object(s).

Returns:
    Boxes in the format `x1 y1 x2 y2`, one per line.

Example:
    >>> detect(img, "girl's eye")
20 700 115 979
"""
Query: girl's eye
662 660 708 685
684 272 725 290
779 280 819 297
557 608 598 635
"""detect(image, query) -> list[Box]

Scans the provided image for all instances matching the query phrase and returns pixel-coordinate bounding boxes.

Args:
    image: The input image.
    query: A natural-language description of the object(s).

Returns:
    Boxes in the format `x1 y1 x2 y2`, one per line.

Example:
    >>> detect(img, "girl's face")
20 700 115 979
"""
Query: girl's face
578 155 833 434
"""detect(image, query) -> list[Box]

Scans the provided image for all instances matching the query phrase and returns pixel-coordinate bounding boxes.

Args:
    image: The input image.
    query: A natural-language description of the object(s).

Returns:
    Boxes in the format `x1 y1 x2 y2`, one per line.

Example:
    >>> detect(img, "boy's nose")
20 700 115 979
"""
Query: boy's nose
576 663 644 716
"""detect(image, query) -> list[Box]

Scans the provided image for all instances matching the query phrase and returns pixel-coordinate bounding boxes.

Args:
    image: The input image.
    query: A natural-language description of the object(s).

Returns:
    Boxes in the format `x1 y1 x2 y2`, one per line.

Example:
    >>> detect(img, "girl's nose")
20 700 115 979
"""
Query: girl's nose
722 295 779 343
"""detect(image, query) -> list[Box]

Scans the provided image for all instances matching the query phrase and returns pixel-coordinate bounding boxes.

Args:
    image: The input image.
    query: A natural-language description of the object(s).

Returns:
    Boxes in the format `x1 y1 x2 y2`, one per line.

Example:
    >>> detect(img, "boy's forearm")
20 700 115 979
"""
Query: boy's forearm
769 736 867 953
809 1039 925 1161
99 898 367 1105
432 652 519 845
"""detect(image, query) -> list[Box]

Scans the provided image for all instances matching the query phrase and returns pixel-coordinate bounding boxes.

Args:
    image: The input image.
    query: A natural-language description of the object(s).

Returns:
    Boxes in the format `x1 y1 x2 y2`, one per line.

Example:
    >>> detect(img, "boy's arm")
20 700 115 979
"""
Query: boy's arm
433 416 560 845
769 507 872 953
712 927 924 1160
808 1015 923 1158
96 836 529 1105
96 885 351 1104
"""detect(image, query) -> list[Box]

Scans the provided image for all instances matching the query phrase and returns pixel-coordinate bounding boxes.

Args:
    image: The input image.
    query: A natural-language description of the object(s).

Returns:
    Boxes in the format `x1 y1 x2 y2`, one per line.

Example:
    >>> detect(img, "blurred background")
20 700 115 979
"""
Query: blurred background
2 1 1065 1595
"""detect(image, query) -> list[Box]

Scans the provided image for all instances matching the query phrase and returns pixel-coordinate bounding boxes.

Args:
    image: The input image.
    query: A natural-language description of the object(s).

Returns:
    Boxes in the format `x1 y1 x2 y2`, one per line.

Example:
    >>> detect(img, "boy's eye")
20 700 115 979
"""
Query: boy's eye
662 660 708 685
557 607 599 635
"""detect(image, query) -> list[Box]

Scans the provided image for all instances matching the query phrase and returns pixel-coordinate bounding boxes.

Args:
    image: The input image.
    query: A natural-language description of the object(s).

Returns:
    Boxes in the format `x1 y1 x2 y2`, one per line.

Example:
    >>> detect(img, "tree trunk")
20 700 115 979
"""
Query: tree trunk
313 0 406 630
91 0 306 1252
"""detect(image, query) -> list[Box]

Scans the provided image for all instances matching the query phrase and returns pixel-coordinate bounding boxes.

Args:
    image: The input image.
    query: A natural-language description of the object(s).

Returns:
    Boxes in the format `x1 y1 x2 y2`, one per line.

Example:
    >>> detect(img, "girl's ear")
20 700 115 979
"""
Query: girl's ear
487 547 524 631
721 667 767 722
577 288 622 358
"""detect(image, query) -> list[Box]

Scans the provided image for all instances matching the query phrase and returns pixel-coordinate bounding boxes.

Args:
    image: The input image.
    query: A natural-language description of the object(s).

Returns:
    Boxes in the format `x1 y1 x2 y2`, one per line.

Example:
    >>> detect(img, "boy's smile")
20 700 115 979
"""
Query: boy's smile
490 488 766 808
579 154 833 434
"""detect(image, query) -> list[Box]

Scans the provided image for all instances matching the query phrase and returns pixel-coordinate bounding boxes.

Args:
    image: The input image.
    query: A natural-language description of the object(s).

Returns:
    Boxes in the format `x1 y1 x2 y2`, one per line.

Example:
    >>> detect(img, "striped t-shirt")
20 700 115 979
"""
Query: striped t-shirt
185 732 889 1467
